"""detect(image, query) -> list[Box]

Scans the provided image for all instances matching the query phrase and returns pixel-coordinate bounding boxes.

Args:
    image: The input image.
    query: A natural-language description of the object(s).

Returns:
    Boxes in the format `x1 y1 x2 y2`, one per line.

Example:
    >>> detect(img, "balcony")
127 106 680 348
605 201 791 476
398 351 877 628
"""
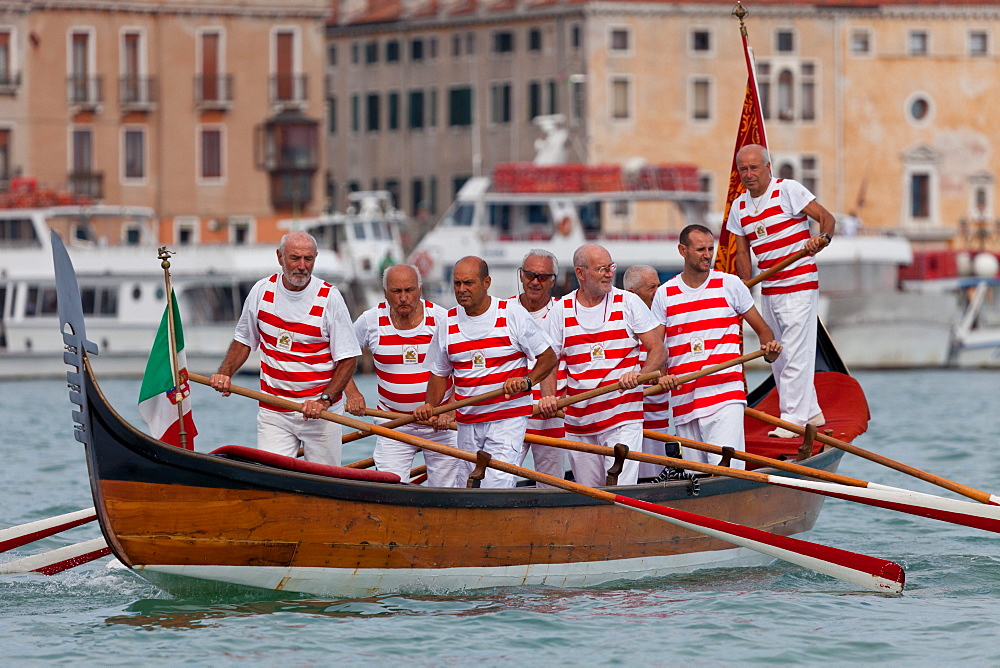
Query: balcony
256 112 318 210
67 75 103 111
0 71 21 96
68 171 104 201
119 75 157 112
269 73 308 109
194 74 234 110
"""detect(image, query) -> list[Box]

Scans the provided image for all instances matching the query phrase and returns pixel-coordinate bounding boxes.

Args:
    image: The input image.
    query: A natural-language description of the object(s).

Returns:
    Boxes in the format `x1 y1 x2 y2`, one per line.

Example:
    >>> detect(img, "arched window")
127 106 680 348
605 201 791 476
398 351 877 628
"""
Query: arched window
777 69 794 120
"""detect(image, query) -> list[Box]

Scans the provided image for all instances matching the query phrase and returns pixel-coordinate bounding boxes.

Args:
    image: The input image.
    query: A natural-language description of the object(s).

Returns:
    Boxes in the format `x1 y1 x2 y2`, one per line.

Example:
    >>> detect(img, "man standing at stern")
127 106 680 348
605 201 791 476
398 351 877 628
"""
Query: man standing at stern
345 264 462 486
727 144 834 437
210 231 360 466
414 257 556 488
538 244 666 488
652 225 782 468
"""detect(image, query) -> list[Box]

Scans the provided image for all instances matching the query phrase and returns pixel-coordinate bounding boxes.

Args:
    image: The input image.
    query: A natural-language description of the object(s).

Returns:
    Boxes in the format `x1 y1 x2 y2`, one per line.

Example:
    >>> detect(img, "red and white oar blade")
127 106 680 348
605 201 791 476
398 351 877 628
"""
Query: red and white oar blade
0 508 97 554
768 477 1000 533
0 538 111 575
615 495 905 595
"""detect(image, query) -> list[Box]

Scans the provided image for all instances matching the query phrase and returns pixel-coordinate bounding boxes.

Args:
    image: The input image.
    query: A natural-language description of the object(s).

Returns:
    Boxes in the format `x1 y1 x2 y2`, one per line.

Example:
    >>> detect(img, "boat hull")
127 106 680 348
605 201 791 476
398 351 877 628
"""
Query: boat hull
84 362 842 597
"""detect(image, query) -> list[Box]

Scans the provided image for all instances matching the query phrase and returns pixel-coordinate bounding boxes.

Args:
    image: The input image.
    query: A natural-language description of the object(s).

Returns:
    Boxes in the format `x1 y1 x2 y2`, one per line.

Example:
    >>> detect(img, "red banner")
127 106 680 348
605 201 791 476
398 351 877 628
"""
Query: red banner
714 28 768 275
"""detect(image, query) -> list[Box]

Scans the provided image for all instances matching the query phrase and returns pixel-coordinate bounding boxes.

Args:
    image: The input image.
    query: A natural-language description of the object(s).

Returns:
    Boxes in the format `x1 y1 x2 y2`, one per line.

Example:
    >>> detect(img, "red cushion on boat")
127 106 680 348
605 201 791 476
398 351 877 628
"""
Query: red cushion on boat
744 372 870 467
209 445 401 484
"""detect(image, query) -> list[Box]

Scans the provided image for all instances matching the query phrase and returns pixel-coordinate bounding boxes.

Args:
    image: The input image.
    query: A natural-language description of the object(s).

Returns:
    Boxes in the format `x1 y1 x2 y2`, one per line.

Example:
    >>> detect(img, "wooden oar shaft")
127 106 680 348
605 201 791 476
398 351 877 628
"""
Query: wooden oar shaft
642 350 766 398
744 245 821 289
342 386 511 444
641 429 871 489
193 375 904 593
744 407 999 505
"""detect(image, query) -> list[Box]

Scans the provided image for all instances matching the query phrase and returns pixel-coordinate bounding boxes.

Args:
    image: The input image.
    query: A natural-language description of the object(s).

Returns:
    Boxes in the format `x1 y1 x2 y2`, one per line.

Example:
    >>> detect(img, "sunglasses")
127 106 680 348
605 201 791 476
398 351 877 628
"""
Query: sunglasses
519 268 557 282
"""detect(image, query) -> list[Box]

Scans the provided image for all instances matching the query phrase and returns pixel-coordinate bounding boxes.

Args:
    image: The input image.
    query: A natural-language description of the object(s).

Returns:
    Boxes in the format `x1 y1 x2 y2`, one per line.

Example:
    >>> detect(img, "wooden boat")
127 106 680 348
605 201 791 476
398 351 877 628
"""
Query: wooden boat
52 232 870 598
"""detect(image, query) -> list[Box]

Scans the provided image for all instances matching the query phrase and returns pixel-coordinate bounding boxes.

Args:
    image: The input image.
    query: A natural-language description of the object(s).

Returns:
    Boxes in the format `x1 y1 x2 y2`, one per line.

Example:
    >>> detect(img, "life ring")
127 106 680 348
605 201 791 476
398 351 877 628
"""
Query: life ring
558 216 572 236
412 250 434 276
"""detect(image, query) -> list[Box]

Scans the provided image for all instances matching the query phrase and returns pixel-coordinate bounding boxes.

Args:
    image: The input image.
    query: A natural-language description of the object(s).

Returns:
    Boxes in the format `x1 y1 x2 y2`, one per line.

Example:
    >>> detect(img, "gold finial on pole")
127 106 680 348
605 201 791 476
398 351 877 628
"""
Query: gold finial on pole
732 1 749 37
157 246 188 449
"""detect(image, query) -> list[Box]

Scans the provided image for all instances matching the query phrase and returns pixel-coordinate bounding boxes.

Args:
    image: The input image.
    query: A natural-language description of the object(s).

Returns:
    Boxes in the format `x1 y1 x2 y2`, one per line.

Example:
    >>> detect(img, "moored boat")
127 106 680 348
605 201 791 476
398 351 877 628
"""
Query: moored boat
52 230 873 598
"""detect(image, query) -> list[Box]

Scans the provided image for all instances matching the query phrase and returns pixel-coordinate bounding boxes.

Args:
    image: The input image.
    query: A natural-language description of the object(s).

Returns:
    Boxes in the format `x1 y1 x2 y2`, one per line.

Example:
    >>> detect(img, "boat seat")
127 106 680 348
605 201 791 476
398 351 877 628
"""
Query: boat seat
209 445 402 484
744 371 870 468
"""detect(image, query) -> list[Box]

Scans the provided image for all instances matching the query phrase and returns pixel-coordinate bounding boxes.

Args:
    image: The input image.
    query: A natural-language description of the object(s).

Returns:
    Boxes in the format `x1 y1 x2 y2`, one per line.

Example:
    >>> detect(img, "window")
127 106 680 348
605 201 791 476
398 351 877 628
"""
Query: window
197 29 228 106
366 93 380 131
528 80 541 120
800 62 816 121
327 44 337 67
351 93 360 132
429 88 438 127
365 41 378 64
272 29 301 104
571 24 581 50
529 28 542 52
757 60 817 123
411 38 424 61
429 38 438 59
776 29 794 53
691 77 711 121
0 128 9 181
123 127 145 180
351 42 360 64
199 126 223 180
0 29 14 89
120 29 146 105
175 216 199 245
388 91 400 130
69 28 99 106
229 216 253 245
409 89 425 129
327 97 336 133
969 31 988 57
850 29 871 56
691 29 711 53
493 31 514 54
907 93 933 124
466 33 476 56
429 176 438 214
909 30 929 56
452 34 461 57
547 79 557 115
490 82 512 124
449 86 473 127
610 28 629 52
902 144 939 227
412 178 424 215
386 40 400 62
80 286 118 317
611 76 630 121
911 173 930 218
70 127 99 197
571 78 585 122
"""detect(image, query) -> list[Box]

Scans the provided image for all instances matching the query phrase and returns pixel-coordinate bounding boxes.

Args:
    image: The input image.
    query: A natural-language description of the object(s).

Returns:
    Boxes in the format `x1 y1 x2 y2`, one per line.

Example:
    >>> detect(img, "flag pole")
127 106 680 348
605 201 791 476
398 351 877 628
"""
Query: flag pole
157 246 187 450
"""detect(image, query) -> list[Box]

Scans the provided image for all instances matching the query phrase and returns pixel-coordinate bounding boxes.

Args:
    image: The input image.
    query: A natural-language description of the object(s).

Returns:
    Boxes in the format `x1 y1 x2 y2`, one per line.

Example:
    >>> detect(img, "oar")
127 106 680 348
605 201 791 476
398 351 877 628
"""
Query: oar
0 538 111 575
745 408 1000 506
1 508 98 554
193 376 905 594
523 431 1000 536
744 245 824 289
341 386 513 444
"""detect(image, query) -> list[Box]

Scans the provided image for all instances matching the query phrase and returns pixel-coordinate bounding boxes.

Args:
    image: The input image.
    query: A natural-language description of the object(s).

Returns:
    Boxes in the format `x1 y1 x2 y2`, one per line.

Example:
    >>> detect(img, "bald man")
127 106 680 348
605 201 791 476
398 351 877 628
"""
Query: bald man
211 231 360 466
415 256 556 488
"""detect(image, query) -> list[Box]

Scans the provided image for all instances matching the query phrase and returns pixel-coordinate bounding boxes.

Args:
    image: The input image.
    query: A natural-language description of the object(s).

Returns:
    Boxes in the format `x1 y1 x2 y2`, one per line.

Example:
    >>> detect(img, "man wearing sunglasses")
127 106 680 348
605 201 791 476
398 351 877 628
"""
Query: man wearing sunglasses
506 249 567 486
539 244 666 487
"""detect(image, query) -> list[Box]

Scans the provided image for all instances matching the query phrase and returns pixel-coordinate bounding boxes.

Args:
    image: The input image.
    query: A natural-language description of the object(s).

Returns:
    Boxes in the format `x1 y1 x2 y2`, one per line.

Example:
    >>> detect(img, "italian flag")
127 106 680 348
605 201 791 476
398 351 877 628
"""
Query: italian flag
138 292 197 449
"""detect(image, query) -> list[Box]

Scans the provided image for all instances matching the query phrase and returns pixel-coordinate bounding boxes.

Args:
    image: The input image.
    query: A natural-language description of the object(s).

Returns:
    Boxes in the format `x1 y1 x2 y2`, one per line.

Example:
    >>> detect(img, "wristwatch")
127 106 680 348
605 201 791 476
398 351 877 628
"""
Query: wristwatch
819 233 832 244
318 393 333 405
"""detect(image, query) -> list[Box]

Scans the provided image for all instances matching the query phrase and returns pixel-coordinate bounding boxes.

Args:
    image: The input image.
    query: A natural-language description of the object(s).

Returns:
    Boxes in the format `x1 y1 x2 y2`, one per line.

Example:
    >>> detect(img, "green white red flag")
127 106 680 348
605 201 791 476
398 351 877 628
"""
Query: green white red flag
138 292 197 449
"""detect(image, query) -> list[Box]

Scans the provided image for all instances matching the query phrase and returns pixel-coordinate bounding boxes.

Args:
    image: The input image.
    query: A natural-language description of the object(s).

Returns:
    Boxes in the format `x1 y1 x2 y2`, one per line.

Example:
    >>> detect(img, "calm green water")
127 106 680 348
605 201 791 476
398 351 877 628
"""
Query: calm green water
2 370 999 665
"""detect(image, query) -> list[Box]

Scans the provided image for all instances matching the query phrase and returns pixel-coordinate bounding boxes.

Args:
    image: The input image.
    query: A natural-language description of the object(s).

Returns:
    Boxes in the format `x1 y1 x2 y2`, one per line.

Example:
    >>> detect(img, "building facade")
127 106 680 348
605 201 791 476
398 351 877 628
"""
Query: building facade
325 0 1000 246
0 0 330 245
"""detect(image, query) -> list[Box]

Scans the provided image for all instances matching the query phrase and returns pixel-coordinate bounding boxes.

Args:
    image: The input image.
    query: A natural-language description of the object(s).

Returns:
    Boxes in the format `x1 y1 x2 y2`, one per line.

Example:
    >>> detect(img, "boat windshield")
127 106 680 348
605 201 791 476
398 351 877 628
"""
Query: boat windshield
442 203 475 227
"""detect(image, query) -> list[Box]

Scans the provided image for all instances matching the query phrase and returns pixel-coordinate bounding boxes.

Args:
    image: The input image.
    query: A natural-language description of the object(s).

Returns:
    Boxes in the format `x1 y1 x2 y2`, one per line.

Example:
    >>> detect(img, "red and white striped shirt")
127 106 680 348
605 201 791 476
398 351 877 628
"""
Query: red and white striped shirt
354 300 448 414
427 297 551 424
651 271 754 426
237 274 359 411
545 289 657 435
505 296 566 438
725 178 819 295
640 347 671 431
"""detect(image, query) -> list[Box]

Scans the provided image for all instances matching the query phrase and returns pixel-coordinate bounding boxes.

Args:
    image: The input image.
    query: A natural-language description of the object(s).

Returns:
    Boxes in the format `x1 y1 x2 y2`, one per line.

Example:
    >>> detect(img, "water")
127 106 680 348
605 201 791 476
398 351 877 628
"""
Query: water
2 370 999 665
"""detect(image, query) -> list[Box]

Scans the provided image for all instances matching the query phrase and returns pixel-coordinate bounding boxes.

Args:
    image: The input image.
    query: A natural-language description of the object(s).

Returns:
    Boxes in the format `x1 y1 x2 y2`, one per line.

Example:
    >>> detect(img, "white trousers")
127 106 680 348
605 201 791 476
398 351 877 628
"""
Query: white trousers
257 403 343 466
519 436 567 489
373 421 462 487
638 437 666 479
456 416 529 489
761 289 822 426
674 403 746 470
568 422 643 488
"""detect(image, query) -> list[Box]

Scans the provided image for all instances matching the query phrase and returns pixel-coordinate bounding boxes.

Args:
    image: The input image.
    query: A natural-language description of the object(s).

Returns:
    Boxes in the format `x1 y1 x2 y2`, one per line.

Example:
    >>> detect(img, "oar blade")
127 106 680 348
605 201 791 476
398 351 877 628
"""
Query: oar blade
0 508 98 554
615 495 905 595
0 538 111 575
